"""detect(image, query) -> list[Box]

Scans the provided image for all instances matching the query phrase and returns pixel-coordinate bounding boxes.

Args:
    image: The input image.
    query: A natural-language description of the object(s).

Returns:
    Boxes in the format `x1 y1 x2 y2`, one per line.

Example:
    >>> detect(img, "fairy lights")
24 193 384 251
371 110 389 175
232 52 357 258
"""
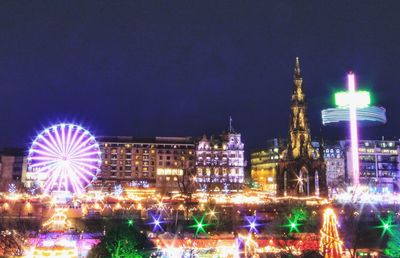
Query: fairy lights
320 208 343 257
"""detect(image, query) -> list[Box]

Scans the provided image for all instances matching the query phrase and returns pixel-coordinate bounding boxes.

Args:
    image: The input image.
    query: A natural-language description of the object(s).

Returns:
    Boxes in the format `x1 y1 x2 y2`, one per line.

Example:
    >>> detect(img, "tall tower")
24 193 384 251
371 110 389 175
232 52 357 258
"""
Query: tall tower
288 57 314 160
276 58 328 197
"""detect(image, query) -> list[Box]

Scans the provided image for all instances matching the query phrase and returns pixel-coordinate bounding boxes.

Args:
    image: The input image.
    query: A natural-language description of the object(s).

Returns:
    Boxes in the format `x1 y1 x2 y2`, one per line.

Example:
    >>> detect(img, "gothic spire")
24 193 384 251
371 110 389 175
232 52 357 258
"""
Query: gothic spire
293 57 304 100
228 116 234 133
294 57 301 79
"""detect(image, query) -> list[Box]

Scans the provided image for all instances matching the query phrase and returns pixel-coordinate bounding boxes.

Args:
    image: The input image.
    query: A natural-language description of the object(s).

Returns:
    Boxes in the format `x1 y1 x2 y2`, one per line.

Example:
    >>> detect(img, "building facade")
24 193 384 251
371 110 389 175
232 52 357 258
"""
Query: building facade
195 130 245 192
343 139 400 193
321 142 346 196
276 58 328 197
251 139 286 194
0 148 27 192
96 137 195 193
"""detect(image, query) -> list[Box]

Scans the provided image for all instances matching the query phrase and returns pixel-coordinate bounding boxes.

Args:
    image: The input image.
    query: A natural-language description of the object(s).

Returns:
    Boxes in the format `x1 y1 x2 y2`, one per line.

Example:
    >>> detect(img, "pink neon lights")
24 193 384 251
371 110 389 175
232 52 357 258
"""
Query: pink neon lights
348 72 360 186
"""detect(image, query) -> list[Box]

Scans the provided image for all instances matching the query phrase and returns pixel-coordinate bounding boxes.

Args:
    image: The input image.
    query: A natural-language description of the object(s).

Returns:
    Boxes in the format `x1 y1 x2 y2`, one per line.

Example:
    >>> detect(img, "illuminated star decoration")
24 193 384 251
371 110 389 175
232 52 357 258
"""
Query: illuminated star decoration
150 213 164 232
284 216 301 233
127 219 134 227
375 214 397 238
244 216 260 233
190 214 209 237
207 208 217 219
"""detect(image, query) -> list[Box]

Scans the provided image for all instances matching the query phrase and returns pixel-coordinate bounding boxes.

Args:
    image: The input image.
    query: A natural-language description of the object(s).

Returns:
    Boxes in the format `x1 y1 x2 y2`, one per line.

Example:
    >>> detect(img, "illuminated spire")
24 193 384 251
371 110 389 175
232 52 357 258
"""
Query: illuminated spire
288 57 312 159
294 56 301 79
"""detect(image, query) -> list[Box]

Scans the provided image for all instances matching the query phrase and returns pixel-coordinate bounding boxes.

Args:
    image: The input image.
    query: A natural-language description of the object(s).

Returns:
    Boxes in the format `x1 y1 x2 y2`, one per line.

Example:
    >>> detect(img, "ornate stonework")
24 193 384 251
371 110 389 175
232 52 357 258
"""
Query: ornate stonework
276 58 328 197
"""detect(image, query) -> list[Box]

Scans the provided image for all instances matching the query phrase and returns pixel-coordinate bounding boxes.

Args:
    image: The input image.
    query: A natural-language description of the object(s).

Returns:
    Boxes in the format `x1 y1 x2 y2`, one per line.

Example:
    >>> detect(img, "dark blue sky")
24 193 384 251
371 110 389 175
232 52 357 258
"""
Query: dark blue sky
1 1 399 151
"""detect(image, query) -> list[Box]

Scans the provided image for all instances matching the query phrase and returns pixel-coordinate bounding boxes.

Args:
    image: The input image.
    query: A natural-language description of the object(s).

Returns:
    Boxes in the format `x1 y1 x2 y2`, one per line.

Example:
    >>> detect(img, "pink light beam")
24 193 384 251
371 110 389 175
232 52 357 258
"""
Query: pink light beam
348 72 360 186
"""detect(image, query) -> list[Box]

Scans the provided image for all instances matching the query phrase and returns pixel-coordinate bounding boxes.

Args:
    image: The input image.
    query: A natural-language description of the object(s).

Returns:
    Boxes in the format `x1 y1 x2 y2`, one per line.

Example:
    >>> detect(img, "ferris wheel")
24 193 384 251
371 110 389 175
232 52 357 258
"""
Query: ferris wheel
28 123 101 194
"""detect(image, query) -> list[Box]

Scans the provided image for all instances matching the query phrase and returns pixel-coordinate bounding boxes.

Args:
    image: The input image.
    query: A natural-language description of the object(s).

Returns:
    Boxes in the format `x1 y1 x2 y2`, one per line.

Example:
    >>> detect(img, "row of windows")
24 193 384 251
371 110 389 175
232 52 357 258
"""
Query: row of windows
107 172 156 178
103 154 193 161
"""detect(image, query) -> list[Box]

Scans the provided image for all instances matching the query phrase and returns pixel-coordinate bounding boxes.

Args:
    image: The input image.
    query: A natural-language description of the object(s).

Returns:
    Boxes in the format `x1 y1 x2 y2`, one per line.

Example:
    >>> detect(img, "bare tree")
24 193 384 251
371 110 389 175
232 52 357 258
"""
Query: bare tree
177 166 196 219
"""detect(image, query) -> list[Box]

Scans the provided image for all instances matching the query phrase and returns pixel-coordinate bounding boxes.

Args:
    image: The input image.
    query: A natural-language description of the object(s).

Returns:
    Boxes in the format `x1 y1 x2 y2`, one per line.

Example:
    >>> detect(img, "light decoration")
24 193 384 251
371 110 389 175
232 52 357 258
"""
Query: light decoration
31 246 78 258
320 208 343 257
334 90 371 108
284 216 301 233
8 183 17 194
42 208 71 232
244 216 260 233
150 213 164 232
27 123 101 194
375 214 396 238
113 184 123 197
207 208 217 219
190 214 209 237
347 73 360 187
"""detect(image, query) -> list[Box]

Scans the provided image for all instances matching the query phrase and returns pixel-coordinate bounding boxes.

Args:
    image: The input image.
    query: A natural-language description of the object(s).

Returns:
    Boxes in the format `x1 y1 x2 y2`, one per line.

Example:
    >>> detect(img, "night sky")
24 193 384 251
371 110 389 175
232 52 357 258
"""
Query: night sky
1 1 400 152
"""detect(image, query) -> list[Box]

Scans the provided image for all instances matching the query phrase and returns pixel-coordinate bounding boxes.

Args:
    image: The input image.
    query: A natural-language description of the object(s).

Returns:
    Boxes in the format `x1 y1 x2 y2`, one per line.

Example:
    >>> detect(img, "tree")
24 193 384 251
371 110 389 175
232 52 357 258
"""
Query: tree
384 225 400 258
88 219 154 258
320 208 343 258
177 166 196 219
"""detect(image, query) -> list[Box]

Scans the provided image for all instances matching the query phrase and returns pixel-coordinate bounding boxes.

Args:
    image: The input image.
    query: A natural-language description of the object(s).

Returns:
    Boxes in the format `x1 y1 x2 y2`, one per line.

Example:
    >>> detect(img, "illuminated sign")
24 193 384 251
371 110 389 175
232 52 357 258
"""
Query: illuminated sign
334 91 370 108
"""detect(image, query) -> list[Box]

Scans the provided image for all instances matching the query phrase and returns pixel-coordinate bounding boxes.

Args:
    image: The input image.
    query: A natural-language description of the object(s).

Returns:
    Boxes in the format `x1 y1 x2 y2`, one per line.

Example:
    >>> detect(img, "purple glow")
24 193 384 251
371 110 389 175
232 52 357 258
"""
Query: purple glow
150 214 164 232
244 216 259 233
28 123 101 194
348 73 360 187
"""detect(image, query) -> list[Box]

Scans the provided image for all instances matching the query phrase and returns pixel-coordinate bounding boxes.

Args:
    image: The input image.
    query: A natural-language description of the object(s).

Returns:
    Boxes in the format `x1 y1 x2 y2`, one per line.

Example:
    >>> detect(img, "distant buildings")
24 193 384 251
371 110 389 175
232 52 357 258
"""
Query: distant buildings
251 138 400 195
96 137 195 193
0 148 27 192
343 139 399 192
95 127 247 194
195 129 245 193
323 143 346 195
250 139 286 194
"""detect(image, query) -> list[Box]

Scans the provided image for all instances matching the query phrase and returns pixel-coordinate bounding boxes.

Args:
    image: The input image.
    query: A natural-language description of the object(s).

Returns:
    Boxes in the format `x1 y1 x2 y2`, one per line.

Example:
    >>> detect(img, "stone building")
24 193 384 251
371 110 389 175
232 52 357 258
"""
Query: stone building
96 136 195 193
0 148 27 192
195 127 245 193
276 58 328 197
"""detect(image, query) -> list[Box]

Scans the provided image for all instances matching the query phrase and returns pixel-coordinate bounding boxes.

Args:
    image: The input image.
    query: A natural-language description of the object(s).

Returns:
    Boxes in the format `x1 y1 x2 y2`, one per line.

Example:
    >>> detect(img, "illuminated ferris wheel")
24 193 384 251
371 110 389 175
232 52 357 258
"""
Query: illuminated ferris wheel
28 123 101 194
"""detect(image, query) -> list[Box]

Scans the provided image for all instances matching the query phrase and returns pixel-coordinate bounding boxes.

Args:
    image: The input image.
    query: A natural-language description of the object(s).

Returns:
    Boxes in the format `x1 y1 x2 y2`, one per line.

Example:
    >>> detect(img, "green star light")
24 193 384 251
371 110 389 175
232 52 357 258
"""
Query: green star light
283 216 301 233
128 219 134 227
375 215 397 238
190 214 209 236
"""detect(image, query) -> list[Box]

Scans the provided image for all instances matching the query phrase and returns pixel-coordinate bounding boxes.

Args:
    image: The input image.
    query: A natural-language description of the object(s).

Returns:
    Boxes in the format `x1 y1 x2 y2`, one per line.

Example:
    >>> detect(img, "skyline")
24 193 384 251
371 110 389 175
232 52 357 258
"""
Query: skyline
1 1 400 151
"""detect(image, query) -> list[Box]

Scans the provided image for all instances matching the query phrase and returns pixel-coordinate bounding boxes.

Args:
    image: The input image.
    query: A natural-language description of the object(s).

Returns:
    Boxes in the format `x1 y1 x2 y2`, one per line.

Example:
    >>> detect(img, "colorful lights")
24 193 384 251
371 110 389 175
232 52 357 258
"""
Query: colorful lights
320 208 343 257
376 214 396 238
348 73 360 187
27 123 101 194
284 216 301 233
321 106 387 125
150 214 164 232
42 208 71 231
244 216 260 233
190 214 209 237
8 183 17 194
128 219 134 226
334 90 371 108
